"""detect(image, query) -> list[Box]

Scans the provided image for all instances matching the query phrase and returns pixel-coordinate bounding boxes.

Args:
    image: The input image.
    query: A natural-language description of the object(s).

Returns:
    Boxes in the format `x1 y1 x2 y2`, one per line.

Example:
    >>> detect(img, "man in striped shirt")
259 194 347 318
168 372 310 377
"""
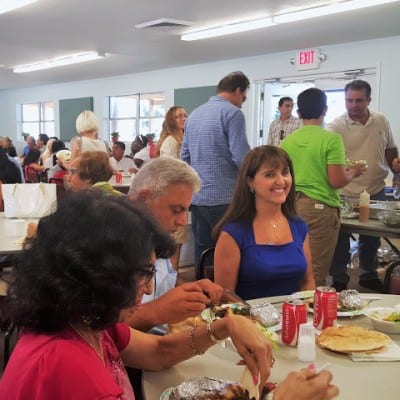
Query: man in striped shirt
181 71 251 279
268 97 302 146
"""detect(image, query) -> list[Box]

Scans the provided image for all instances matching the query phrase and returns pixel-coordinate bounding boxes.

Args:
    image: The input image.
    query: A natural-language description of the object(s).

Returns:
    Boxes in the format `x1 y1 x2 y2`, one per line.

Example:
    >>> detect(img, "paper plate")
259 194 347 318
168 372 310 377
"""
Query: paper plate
289 290 315 300
159 387 173 400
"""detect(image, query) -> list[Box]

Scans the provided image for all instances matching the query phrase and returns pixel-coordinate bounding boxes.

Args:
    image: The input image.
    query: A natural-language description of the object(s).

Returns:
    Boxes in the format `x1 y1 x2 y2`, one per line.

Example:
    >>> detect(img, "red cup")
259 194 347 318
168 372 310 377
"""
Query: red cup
115 172 122 184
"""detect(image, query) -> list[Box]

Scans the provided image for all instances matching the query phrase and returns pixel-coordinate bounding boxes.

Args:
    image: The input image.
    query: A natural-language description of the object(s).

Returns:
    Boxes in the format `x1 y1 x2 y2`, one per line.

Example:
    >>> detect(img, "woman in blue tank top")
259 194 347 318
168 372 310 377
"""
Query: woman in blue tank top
214 145 315 300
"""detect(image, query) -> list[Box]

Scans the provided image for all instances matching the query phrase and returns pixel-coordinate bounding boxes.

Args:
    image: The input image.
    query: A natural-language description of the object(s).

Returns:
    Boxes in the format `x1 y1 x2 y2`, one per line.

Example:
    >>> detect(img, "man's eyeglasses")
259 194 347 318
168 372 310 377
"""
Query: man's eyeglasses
280 130 285 141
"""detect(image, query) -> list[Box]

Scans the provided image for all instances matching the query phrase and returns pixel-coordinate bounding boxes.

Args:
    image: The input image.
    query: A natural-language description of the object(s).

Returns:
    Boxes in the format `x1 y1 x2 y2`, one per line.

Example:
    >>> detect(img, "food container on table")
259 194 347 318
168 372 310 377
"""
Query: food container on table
377 209 400 228
364 306 400 334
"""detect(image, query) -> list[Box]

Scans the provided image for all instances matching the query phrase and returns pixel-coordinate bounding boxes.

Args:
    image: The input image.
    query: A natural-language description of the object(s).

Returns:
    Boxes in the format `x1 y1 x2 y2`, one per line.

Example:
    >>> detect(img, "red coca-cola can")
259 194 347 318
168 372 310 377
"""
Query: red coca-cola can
115 172 122 184
313 286 338 330
282 300 307 346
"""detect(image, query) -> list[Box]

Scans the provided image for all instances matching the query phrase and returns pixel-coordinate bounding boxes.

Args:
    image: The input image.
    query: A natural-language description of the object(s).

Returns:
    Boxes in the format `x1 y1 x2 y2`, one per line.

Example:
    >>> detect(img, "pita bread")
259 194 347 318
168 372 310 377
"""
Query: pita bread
240 368 259 400
317 325 391 353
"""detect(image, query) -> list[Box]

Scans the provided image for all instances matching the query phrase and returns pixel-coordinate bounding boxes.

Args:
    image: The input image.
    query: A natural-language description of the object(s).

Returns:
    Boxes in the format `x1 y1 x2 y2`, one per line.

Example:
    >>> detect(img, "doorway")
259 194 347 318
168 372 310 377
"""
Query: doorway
254 67 377 146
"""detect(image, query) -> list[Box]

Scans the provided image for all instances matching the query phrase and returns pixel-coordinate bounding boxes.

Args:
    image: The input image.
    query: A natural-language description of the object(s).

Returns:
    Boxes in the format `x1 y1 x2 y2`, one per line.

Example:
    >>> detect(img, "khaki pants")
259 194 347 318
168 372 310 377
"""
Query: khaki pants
296 193 340 286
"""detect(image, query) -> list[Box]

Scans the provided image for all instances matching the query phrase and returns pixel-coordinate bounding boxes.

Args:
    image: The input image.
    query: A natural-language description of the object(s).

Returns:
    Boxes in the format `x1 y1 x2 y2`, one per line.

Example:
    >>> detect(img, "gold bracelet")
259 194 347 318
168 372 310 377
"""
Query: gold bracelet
188 325 205 356
206 320 223 343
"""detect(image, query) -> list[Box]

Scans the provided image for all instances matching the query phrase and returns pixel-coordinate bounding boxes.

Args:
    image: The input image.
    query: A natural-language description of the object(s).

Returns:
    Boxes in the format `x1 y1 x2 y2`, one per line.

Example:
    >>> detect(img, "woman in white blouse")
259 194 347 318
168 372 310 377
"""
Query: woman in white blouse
155 106 187 158
155 106 188 270
71 110 108 160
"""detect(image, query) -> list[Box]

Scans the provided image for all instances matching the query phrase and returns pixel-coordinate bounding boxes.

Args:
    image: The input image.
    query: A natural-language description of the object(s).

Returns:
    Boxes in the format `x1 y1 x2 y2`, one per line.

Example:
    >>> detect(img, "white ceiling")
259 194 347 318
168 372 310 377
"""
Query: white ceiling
0 0 399 91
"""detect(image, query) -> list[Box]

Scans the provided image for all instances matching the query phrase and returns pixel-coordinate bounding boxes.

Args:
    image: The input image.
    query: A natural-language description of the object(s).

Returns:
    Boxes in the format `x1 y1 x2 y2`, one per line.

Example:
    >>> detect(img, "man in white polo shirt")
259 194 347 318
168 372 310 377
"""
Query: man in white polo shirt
328 79 400 292
109 141 136 173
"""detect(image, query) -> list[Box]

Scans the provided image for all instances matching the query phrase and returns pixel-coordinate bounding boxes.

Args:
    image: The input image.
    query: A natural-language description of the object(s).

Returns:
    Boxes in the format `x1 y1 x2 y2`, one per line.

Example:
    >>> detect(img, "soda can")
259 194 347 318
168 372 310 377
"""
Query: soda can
313 286 338 330
115 172 122 184
282 300 307 346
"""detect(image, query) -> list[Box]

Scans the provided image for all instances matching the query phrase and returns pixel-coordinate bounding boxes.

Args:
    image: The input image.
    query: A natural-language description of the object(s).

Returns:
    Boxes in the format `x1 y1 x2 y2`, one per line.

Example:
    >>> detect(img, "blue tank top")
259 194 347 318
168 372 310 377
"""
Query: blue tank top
222 218 308 300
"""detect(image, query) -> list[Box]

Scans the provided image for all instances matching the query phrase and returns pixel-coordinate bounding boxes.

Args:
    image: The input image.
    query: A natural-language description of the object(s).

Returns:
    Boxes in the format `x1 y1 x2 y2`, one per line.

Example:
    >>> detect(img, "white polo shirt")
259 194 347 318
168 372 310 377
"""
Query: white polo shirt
109 156 135 172
327 110 396 196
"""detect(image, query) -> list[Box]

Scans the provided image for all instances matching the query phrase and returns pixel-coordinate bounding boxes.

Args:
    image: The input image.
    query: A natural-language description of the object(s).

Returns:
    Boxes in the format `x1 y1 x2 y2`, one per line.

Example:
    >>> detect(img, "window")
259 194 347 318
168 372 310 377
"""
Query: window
19 102 55 138
107 92 166 141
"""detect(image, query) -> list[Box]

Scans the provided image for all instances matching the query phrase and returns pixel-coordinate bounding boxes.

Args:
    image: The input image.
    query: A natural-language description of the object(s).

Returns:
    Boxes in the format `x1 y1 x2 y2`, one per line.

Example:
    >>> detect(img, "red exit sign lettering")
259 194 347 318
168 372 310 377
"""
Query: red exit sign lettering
295 48 321 71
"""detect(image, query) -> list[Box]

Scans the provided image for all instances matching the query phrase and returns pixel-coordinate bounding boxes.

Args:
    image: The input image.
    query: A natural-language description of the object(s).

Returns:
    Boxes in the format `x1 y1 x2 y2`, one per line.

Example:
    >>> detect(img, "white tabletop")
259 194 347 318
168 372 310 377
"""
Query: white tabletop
143 294 400 400
108 173 134 187
0 212 37 254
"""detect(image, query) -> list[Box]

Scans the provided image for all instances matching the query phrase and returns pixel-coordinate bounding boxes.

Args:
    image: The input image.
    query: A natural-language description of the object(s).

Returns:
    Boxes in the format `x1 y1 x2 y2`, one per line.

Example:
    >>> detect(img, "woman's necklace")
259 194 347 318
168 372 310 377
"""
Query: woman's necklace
71 325 105 365
270 216 282 243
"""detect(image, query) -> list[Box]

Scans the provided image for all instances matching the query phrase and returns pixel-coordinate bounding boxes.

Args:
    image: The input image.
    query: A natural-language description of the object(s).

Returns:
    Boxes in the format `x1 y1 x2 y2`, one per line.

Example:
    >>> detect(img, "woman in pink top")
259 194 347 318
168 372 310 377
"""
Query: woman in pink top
1 191 279 400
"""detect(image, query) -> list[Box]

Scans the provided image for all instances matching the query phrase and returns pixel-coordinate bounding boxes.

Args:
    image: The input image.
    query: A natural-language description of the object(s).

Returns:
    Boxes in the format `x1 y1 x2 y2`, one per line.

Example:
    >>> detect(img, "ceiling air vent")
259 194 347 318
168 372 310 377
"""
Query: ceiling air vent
135 18 193 32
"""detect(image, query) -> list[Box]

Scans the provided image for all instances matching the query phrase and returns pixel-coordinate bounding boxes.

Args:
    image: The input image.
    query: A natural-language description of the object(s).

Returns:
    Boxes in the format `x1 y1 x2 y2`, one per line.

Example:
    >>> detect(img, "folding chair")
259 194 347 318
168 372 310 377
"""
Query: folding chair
24 166 40 183
198 247 215 281
383 260 400 294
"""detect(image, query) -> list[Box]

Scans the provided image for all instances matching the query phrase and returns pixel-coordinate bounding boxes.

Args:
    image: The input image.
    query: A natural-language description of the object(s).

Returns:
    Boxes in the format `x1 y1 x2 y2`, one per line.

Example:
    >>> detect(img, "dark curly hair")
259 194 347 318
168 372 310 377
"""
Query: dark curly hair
7 190 175 333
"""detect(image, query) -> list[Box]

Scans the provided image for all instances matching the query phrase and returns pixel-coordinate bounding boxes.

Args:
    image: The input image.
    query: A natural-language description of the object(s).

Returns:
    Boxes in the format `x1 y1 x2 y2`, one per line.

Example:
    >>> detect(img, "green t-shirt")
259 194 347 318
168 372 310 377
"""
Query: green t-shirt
281 125 345 207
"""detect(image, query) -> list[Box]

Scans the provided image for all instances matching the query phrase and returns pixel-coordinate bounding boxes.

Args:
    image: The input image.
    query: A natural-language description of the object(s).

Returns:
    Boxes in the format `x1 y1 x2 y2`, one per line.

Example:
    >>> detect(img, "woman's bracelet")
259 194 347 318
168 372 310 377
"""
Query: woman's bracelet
188 325 205 356
206 320 224 343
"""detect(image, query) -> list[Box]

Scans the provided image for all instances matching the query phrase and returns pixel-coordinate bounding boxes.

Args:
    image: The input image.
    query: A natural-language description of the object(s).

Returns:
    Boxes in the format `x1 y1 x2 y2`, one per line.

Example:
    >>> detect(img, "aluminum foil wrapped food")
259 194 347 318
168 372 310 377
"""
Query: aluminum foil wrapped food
338 289 364 310
168 377 253 400
250 303 281 327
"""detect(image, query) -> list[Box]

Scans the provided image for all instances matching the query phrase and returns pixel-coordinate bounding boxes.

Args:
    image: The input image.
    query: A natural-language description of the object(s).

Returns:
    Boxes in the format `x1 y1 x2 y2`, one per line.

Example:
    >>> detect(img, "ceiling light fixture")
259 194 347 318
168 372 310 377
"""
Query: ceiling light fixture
0 0 39 15
181 0 399 41
181 16 275 41
274 0 399 24
13 51 106 73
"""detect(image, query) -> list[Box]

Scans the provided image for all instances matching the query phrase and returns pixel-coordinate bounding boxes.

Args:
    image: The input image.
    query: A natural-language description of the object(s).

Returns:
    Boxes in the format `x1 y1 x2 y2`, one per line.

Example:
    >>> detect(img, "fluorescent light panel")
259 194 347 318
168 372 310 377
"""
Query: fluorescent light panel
13 52 105 73
181 0 399 41
181 17 274 41
0 0 39 15
274 0 399 24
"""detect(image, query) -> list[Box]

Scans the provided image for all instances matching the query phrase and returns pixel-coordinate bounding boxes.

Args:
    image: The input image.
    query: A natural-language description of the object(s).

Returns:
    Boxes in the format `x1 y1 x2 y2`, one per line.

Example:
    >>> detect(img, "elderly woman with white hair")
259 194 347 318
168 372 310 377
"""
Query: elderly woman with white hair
71 110 108 160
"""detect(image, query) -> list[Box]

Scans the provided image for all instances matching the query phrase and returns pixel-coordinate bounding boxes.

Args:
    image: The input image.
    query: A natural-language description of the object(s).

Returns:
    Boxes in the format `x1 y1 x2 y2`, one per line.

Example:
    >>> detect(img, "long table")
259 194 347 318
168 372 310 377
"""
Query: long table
143 294 400 400
341 217 400 255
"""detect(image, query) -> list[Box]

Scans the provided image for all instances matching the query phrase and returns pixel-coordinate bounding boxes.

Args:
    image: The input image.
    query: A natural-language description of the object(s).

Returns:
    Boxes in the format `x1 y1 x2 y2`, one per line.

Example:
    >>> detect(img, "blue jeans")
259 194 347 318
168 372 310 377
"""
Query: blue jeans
191 204 229 280
329 189 387 284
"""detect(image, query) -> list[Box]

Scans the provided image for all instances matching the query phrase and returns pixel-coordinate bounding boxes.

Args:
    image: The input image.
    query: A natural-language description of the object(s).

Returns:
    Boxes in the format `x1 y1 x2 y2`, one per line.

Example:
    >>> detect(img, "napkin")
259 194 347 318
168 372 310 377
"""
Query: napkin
348 340 400 361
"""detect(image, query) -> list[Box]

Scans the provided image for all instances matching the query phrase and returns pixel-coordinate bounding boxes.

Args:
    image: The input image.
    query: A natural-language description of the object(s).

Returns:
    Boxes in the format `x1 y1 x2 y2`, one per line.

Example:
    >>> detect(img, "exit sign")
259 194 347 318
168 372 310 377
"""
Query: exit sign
295 48 322 71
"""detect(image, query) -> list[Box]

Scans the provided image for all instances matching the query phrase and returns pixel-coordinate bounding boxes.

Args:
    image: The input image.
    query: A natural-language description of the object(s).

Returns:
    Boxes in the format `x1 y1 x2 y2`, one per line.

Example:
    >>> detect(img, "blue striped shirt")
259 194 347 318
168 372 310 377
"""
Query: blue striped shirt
181 96 250 205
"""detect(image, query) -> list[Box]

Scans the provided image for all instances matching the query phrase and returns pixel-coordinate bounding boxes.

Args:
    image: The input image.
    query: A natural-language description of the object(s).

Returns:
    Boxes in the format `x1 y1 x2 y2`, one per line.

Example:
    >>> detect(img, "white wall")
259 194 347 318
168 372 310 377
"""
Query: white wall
1 35 399 152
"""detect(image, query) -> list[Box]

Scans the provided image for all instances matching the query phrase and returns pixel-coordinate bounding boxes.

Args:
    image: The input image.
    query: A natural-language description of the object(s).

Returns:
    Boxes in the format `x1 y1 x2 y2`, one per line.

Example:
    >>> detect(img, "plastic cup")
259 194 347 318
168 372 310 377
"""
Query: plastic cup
297 323 316 362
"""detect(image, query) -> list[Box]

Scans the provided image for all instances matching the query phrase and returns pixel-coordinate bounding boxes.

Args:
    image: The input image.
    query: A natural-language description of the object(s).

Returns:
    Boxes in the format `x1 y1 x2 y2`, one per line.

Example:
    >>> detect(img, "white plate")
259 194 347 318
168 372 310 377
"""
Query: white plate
337 309 365 317
289 290 315 300
306 300 368 317
267 321 282 332
160 387 173 400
